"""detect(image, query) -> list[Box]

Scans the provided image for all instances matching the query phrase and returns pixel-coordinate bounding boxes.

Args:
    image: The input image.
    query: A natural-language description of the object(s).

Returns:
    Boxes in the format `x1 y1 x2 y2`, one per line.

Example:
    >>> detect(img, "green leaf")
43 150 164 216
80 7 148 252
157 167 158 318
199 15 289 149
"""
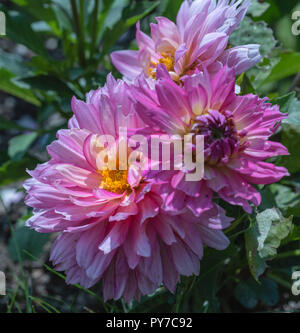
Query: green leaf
51 2 73 34
5 10 48 58
258 278 279 306
161 0 182 21
236 73 255 94
0 68 41 106
0 49 32 77
258 186 277 211
234 280 259 309
102 1 159 55
270 91 296 114
270 92 300 173
0 115 31 131
125 1 160 26
264 52 300 83
230 17 276 58
282 224 300 244
245 225 267 281
12 0 58 25
102 0 130 30
28 56 71 80
269 184 300 213
257 209 292 259
247 48 281 90
245 208 292 281
22 75 77 98
281 95 300 125
282 124 300 173
0 157 39 186
230 16 280 90
8 132 38 160
235 278 279 309
274 94 300 173
8 226 49 262
247 0 270 18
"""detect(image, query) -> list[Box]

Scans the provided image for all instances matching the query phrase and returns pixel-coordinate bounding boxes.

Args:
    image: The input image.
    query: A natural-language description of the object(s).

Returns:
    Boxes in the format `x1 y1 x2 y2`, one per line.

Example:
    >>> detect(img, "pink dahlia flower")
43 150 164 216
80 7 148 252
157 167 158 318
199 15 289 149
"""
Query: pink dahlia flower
24 74 232 302
132 65 289 214
111 0 260 82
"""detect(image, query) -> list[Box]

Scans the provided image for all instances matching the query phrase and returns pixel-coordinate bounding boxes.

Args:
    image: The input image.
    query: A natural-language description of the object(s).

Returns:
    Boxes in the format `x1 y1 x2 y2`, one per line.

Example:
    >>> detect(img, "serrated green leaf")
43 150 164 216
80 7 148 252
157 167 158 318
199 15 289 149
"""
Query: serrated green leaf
257 209 292 259
247 0 270 18
230 16 280 90
230 17 276 58
245 208 292 281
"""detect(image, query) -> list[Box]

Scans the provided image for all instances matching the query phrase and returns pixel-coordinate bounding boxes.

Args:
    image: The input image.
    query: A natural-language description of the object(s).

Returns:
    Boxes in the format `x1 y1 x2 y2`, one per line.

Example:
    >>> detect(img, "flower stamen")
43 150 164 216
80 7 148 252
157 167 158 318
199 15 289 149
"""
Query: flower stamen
99 168 131 193
148 52 175 79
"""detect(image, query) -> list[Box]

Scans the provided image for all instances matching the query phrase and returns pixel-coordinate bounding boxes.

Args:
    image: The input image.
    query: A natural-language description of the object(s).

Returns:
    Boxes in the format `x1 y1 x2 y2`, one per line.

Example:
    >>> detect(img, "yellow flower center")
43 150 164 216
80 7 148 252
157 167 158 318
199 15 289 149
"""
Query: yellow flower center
148 52 175 79
99 168 131 194
159 53 175 71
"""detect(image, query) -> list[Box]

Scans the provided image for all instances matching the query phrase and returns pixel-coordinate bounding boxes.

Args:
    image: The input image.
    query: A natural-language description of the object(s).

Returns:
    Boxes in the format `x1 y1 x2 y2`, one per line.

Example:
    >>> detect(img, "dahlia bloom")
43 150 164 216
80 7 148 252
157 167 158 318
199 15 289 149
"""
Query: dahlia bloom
132 65 289 214
24 75 232 302
111 0 260 82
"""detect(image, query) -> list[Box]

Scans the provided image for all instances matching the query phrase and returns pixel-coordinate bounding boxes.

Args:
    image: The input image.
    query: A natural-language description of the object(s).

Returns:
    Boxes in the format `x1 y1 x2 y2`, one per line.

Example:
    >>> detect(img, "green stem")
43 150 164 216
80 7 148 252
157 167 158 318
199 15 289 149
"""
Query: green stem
7 287 19 313
70 0 86 67
23 250 112 313
225 213 247 235
276 249 300 260
175 289 185 313
90 0 99 61
267 273 291 290
79 0 85 55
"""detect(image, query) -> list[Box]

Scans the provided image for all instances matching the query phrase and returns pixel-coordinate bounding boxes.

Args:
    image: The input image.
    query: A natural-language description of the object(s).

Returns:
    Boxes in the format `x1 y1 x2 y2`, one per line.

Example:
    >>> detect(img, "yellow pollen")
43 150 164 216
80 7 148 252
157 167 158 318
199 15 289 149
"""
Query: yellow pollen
158 53 175 71
148 52 175 79
99 168 131 194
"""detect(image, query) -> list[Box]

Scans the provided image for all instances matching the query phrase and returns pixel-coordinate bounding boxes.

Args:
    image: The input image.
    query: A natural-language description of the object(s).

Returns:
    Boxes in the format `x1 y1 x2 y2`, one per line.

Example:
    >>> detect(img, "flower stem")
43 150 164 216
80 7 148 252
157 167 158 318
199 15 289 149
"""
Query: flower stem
276 249 300 259
70 0 86 67
225 213 247 235
90 0 99 61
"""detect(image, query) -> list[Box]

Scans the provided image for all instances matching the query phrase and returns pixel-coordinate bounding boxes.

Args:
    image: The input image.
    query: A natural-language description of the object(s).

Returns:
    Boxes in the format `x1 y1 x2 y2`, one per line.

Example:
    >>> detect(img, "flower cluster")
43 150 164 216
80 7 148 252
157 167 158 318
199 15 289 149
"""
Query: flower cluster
111 0 260 82
25 0 288 302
